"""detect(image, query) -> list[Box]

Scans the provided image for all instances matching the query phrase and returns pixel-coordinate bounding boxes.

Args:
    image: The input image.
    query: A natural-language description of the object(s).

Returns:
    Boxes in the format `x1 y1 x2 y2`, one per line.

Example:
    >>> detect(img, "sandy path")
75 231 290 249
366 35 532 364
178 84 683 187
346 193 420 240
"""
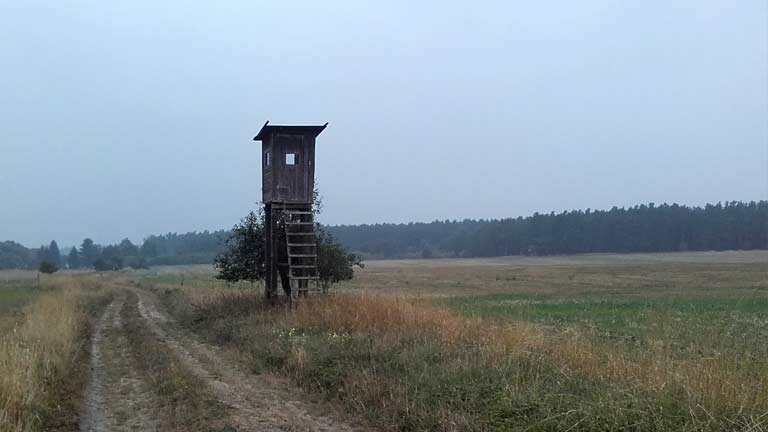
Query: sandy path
80 294 160 432
132 287 366 432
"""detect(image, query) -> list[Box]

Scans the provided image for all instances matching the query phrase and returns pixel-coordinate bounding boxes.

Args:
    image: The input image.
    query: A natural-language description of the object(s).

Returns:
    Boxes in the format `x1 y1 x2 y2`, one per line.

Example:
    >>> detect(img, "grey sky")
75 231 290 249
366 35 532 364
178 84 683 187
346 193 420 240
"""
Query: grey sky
1 1 766 247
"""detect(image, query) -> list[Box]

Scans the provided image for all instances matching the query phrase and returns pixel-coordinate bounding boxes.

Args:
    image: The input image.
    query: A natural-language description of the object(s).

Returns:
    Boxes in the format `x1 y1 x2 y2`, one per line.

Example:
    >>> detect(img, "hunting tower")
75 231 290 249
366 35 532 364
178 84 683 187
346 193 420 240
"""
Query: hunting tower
253 121 327 299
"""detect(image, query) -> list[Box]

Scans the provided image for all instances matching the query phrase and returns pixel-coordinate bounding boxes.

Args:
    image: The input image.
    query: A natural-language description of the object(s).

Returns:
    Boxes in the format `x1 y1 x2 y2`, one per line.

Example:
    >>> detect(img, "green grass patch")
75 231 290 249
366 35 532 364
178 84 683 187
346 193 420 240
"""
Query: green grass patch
448 295 768 361
0 283 41 315
448 295 768 324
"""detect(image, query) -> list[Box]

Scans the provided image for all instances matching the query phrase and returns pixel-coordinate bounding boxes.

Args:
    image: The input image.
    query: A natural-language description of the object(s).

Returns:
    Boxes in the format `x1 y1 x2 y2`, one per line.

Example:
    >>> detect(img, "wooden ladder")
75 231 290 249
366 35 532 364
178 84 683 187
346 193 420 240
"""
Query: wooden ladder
283 210 320 300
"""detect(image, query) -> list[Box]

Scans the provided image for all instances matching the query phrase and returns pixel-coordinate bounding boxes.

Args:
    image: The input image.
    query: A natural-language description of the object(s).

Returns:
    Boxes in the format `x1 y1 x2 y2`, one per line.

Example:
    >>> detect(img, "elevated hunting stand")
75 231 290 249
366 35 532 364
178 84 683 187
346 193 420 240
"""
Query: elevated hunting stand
253 121 327 300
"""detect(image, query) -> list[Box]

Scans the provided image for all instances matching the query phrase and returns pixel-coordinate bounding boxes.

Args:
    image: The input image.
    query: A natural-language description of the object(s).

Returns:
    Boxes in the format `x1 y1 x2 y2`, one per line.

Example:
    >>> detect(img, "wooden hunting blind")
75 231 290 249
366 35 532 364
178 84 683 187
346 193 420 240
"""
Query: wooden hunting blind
253 121 328 299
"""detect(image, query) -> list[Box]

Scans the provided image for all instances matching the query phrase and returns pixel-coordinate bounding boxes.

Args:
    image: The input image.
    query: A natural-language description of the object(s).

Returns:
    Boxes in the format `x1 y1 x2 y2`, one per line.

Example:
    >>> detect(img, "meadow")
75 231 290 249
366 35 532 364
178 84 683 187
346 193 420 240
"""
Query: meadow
0 271 111 432
143 251 768 431
2 251 765 431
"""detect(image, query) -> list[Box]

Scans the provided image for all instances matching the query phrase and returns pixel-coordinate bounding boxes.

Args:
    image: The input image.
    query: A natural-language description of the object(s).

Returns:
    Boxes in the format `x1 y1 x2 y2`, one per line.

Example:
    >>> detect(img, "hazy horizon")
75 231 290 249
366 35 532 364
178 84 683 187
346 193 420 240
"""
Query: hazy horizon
2 1 766 248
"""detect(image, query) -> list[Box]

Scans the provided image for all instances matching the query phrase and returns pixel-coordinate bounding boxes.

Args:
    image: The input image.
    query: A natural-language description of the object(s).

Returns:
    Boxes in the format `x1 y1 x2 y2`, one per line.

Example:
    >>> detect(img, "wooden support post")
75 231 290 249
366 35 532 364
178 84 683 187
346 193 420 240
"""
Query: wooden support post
264 203 278 300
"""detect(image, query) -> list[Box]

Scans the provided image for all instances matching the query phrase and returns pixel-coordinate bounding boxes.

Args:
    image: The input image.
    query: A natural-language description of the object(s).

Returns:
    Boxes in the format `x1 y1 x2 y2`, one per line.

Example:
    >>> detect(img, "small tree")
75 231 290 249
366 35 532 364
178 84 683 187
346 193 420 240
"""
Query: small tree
93 258 114 272
39 261 58 274
214 210 266 284
316 227 363 291
214 206 361 295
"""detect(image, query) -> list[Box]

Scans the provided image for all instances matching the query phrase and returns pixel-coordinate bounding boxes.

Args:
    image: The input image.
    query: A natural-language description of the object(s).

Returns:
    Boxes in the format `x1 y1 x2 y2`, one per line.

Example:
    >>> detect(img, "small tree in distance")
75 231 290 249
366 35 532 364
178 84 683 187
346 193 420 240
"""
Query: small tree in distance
39 261 58 274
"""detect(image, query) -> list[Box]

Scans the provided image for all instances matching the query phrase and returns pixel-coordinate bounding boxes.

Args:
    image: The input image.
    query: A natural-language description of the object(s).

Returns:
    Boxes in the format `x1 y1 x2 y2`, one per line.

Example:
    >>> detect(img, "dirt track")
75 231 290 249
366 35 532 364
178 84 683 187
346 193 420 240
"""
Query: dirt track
80 294 160 431
81 284 365 432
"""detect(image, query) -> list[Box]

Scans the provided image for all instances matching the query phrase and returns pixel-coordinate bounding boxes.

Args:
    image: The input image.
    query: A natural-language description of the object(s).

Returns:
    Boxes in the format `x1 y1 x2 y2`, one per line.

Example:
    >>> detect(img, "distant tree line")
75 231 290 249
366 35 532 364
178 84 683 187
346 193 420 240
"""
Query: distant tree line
0 231 228 271
0 201 765 270
139 231 229 265
0 241 36 270
331 201 768 258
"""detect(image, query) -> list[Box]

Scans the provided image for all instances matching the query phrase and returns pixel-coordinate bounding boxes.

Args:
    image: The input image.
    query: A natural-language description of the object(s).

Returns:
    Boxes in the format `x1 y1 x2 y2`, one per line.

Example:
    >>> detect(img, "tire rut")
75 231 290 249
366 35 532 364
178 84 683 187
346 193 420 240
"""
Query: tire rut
80 293 161 432
132 287 367 432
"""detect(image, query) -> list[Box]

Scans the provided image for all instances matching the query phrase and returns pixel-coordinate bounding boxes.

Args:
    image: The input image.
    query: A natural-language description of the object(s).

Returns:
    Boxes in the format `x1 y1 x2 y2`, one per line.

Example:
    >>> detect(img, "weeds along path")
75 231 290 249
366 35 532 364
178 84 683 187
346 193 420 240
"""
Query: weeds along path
131 285 366 432
80 293 161 432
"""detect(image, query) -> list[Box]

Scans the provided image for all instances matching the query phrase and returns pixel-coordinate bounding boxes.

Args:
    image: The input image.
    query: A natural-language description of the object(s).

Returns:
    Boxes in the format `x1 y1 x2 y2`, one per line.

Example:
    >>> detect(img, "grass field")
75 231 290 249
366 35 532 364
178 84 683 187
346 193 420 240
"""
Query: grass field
0 271 112 432
2 251 766 431
143 251 768 431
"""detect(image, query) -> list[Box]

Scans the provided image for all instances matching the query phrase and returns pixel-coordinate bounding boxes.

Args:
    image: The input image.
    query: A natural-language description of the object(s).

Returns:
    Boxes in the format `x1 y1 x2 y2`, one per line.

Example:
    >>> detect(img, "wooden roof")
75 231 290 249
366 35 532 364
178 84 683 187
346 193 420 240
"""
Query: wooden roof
253 121 328 141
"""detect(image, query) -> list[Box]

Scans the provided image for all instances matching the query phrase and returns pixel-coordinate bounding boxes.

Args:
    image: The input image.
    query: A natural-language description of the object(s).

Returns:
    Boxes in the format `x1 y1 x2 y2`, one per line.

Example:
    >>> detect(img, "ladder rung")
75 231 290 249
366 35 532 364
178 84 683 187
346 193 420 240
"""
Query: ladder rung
289 254 317 258
290 265 316 268
287 243 316 247
287 222 314 225
286 232 315 236
290 276 319 280
285 211 313 215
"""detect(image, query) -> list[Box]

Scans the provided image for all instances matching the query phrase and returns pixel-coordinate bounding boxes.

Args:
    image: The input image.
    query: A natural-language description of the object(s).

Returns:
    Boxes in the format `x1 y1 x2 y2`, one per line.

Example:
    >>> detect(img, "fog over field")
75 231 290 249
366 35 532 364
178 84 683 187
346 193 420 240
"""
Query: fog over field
1 1 766 247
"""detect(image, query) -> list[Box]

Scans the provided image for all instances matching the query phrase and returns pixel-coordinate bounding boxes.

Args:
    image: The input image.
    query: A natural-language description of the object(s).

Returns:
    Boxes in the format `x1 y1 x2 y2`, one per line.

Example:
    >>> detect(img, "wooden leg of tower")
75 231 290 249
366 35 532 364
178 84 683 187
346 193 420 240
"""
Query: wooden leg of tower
265 204 278 301
279 267 291 297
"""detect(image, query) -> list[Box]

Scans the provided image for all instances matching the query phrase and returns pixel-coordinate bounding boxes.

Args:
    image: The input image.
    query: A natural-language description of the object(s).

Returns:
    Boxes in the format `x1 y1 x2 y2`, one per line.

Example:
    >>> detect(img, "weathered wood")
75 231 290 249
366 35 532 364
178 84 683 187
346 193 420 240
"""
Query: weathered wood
254 122 325 300
254 122 326 205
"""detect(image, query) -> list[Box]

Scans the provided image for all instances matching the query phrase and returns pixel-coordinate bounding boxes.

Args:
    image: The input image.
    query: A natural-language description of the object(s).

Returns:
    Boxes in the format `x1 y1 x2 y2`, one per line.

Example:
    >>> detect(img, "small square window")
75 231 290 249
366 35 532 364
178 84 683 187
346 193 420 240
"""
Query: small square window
264 151 271 167
285 153 298 165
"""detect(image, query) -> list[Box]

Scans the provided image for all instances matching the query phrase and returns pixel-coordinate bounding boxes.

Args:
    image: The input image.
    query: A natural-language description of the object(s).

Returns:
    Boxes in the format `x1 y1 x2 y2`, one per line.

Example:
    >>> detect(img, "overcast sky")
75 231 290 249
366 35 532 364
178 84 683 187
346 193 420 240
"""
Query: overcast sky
1 1 766 247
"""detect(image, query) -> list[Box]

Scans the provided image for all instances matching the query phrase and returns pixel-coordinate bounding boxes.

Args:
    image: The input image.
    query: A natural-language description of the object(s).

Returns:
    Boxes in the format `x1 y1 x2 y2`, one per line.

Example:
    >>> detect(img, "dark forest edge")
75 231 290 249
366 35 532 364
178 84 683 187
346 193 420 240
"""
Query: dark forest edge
1 200 766 270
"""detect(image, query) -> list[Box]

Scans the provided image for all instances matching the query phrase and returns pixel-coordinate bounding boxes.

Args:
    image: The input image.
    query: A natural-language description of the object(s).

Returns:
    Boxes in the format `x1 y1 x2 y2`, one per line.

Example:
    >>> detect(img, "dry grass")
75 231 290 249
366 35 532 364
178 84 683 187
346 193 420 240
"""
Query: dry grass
296 294 767 419
0 277 109 432
294 294 468 338
147 252 768 431
0 270 38 283
164 286 768 430
349 262 768 299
